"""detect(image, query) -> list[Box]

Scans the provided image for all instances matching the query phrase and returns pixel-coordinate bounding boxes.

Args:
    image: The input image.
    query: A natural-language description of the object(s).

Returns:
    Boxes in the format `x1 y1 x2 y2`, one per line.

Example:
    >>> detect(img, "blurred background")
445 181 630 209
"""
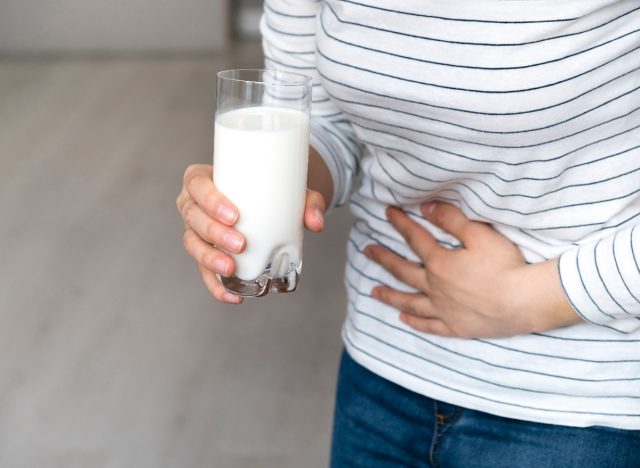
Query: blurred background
0 1 352 467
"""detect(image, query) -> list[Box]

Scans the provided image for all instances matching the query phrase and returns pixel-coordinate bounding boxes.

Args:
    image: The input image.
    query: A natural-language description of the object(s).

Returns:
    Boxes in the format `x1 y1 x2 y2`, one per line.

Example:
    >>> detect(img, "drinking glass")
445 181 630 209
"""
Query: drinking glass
213 69 313 297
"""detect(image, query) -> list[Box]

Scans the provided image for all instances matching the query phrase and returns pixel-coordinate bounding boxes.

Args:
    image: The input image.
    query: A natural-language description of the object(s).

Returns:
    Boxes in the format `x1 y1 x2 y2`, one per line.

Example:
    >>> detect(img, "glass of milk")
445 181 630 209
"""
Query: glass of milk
214 69 312 297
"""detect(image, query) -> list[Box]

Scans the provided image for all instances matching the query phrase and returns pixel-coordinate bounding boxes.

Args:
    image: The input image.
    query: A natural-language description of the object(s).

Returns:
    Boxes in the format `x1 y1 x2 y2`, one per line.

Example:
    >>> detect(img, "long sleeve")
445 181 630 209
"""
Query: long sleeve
558 225 640 333
260 0 360 209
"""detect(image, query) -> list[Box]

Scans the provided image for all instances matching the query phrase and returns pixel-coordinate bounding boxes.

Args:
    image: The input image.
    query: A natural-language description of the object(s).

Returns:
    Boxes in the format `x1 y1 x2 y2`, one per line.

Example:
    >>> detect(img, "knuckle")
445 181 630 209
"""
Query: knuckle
307 189 324 207
175 191 184 211
185 173 201 194
182 201 197 226
205 222 219 244
184 164 199 185
459 224 474 240
204 191 220 214
406 296 421 314
182 230 194 253
213 289 226 302
203 251 218 270
434 211 448 228
427 251 443 273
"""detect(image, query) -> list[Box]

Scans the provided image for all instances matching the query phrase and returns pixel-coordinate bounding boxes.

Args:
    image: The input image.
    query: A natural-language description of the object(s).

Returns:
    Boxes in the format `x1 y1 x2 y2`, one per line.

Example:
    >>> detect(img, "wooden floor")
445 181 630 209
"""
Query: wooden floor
0 44 352 468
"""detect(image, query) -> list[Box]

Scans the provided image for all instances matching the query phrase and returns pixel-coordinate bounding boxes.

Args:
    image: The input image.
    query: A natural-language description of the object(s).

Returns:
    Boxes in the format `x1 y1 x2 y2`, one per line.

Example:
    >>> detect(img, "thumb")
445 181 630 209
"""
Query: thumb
304 189 326 233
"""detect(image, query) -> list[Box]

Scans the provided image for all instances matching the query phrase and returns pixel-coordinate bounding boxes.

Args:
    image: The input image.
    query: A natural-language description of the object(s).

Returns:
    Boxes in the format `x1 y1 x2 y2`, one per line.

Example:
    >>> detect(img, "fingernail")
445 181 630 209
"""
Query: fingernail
363 246 373 259
371 287 380 299
223 232 244 253
314 207 325 227
217 204 237 224
422 202 436 215
399 313 408 323
223 292 240 303
213 258 230 276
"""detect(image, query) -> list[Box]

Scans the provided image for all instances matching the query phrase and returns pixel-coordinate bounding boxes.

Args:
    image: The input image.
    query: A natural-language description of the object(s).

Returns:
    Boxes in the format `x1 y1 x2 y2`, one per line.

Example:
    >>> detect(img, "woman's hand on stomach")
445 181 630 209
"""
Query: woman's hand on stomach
364 202 581 338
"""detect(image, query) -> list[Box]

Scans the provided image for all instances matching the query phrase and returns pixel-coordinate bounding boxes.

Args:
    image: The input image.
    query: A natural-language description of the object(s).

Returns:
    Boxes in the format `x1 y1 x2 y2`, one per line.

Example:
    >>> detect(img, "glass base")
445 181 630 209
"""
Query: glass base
220 263 301 297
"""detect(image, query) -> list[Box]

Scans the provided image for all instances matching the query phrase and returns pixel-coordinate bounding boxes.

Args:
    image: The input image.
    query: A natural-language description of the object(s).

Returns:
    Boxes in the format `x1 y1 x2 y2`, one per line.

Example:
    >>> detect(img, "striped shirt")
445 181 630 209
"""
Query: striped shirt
261 0 640 429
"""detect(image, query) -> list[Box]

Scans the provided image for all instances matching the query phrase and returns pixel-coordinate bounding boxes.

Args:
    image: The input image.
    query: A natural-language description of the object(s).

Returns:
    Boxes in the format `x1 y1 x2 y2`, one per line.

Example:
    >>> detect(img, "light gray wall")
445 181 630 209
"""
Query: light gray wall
0 0 230 54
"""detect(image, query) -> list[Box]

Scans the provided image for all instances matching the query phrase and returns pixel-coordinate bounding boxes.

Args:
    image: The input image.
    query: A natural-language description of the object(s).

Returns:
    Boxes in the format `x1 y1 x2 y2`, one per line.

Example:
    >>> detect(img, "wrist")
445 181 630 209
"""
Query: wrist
508 259 582 333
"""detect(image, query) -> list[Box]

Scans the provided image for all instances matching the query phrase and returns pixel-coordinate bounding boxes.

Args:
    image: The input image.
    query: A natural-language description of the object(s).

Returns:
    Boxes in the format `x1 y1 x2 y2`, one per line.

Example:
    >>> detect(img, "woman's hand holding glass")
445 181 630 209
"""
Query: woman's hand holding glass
176 163 326 304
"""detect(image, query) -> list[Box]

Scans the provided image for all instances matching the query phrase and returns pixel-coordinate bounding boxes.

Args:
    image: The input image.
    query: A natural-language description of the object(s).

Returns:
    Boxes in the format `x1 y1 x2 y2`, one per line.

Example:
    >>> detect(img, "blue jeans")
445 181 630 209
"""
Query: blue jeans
330 350 640 468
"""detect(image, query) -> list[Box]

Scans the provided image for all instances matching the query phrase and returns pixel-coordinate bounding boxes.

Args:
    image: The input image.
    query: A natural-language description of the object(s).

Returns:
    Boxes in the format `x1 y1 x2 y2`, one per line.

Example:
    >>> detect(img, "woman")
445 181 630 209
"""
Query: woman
176 1 640 466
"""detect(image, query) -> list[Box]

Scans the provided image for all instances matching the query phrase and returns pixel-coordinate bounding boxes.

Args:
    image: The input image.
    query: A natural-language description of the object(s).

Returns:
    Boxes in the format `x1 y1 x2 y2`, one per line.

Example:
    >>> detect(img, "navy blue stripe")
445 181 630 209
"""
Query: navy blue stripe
350 198 462 248
369 176 380 202
317 42 640 94
530 207 640 232
349 229 412 263
317 65 640 116
344 332 640 416
348 315 640 398
338 0 578 24
533 331 640 342
352 221 406 258
264 20 315 37
325 3 640 48
347 276 636 370
346 270 640 366
322 125 358 171
327 82 640 136
344 294 640 384
347 257 386 285
265 3 317 19
476 338 640 364
575 248 622 326
265 41 316 55
507 227 578 252
322 5 640 71
376 144 640 202
265 55 315 70
612 232 640 309
353 186 609 233
320 125 357 169
371 156 640 218
356 118 640 165
364 137 640 184
630 225 640 282
374 158 410 206
353 215 458 254
594 238 632 316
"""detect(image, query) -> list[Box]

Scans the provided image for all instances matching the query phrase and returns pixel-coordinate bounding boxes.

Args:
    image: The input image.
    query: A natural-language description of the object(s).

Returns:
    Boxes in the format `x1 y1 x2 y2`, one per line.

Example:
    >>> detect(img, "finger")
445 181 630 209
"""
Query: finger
176 187 188 212
198 264 243 304
372 286 435 318
183 228 235 277
181 201 245 254
421 202 493 248
365 245 427 291
399 314 454 336
304 189 326 233
386 207 444 262
184 164 238 226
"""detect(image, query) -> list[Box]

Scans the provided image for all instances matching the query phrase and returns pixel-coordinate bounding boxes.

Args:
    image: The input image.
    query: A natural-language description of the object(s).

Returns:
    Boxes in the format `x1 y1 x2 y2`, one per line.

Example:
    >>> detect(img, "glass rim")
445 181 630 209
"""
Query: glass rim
217 69 313 87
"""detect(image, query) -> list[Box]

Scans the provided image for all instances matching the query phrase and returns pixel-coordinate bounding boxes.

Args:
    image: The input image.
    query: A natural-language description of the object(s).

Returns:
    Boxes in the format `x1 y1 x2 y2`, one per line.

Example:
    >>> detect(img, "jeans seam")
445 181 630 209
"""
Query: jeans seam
430 405 463 468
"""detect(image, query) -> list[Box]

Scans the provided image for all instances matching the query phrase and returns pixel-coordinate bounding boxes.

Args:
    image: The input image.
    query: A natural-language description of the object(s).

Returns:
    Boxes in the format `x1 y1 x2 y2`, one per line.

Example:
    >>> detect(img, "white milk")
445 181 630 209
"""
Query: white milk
213 106 309 281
